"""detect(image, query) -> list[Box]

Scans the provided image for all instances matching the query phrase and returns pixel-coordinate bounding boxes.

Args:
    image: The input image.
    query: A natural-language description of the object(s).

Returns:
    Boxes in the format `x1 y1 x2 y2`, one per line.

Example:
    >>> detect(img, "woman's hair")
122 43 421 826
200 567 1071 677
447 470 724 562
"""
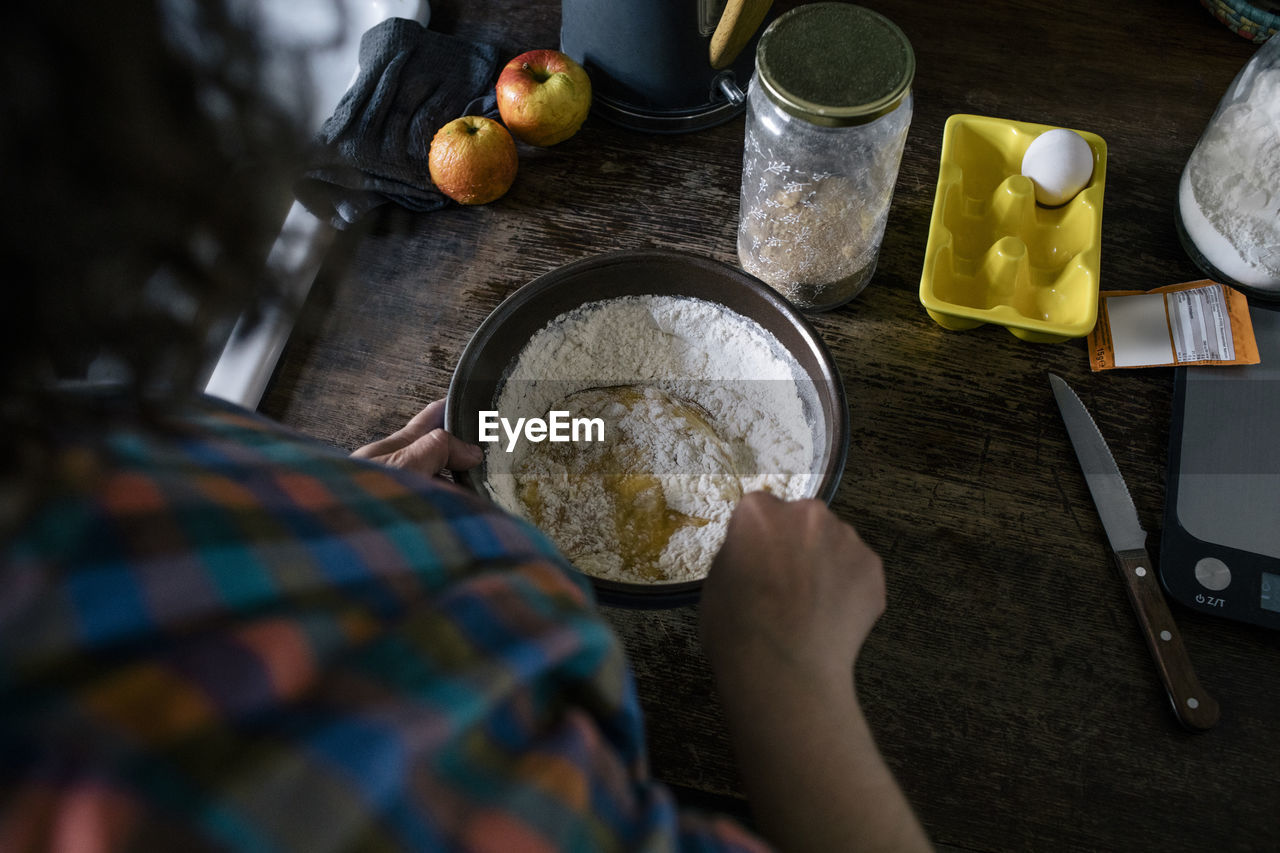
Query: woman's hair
1 1 320 471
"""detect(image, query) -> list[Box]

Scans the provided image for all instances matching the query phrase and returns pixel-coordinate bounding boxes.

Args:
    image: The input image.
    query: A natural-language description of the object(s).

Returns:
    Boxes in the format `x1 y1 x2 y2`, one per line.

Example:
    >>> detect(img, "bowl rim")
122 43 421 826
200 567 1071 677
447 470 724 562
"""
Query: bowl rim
444 248 849 607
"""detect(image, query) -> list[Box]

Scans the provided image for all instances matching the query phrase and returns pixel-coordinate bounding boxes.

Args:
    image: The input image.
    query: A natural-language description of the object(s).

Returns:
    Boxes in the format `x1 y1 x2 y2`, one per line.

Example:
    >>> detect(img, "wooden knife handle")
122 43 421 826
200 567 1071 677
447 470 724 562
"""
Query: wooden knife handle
1113 549 1220 731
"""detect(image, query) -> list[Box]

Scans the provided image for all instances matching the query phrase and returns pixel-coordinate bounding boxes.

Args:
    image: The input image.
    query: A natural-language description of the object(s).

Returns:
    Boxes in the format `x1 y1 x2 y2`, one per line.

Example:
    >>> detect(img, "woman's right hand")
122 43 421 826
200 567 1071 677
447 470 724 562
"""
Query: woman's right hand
699 491 886 683
699 492 931 853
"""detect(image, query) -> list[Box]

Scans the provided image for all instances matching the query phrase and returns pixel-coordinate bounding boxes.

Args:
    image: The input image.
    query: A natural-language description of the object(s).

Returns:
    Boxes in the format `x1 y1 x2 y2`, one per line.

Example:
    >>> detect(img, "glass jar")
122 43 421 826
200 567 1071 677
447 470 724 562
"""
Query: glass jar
737 3 914 311
1175 34 1280 301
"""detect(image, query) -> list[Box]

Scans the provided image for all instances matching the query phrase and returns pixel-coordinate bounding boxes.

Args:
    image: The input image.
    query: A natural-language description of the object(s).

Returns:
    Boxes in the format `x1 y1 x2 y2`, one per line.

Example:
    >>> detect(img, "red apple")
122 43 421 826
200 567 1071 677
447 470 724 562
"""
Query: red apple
427 116 518 205
495 49 592 147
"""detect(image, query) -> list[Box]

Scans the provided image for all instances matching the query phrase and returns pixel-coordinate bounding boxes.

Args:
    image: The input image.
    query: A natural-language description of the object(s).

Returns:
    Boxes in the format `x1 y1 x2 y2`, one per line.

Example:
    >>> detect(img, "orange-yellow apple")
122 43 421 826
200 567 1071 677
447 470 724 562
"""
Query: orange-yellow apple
427 115 518 205
495 49 592 146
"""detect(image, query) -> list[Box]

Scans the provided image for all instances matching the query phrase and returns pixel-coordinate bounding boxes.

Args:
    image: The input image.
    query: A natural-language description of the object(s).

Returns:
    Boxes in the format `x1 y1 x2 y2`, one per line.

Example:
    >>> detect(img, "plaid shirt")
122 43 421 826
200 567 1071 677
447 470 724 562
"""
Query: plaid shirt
0 397 767 852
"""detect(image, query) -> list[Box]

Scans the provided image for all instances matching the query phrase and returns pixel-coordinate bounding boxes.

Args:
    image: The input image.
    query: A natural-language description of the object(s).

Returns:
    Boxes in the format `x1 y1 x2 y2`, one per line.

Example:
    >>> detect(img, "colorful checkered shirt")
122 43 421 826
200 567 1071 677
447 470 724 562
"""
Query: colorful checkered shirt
0 396 768 852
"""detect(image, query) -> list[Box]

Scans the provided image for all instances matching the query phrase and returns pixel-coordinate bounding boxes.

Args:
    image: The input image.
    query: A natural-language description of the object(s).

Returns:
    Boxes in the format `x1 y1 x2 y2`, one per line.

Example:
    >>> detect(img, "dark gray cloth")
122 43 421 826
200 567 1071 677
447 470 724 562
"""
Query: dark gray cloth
295 18 500 229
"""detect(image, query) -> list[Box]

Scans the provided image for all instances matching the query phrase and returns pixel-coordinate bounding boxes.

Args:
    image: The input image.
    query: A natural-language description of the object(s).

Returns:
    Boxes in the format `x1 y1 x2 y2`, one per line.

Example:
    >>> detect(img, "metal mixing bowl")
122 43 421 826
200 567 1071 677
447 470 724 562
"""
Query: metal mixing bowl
444 248 849 607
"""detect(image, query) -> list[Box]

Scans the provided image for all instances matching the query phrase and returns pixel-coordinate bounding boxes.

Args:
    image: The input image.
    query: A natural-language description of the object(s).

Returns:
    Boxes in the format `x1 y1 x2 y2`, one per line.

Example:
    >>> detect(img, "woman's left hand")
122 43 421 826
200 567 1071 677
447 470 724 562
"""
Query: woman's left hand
352 400 483 478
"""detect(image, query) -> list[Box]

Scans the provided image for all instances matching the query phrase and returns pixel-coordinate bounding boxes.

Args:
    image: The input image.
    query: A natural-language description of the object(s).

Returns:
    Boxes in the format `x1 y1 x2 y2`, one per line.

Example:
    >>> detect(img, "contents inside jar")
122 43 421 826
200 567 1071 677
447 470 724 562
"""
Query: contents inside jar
1177 45 1280 295
736 91 913 310
739 172 881 308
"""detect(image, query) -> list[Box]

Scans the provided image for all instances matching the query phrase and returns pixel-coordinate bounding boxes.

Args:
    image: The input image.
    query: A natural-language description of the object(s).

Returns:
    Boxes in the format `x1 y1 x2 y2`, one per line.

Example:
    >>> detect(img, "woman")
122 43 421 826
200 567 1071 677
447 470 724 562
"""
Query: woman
0 3 929 850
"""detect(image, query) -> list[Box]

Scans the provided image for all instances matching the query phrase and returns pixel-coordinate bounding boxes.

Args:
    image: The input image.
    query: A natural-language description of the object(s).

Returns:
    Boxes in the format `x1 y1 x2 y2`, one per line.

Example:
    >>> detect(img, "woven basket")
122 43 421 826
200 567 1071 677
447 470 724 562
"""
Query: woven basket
1201 0 1280 43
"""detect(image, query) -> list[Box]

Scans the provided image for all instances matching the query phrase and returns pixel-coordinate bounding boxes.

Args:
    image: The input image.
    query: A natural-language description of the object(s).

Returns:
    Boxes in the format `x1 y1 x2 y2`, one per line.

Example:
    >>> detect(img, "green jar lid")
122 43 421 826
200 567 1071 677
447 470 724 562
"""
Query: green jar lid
756 3 915 127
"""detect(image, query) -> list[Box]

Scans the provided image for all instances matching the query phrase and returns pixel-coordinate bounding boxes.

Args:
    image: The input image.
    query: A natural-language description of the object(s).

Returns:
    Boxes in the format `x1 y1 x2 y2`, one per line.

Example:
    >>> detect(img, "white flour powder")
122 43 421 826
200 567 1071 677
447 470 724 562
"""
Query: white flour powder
484 295 819 584
1178 54 1280 292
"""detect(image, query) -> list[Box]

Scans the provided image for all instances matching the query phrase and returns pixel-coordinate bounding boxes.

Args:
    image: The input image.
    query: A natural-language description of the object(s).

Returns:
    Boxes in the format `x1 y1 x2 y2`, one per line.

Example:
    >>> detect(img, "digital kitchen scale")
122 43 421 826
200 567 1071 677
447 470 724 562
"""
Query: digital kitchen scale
1161 301 1280 629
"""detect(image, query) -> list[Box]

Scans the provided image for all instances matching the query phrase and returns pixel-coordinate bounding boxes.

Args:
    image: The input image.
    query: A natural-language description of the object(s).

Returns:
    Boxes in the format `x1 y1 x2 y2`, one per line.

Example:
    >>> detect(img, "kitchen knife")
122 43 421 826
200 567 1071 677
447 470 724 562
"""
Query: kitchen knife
1048 373 1220 731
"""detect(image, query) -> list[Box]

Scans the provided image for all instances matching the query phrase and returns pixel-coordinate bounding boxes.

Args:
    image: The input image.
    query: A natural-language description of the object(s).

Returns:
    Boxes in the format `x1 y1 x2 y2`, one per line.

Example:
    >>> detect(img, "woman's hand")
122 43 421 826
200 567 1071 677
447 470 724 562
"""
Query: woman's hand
351 400 483 478
700 492 932 853
700 491 886 683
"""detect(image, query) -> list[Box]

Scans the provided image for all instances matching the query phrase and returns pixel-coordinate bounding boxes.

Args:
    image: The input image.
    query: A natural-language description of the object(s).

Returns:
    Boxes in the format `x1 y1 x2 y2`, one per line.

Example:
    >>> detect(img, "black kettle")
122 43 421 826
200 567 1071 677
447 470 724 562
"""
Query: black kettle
561 0 774 133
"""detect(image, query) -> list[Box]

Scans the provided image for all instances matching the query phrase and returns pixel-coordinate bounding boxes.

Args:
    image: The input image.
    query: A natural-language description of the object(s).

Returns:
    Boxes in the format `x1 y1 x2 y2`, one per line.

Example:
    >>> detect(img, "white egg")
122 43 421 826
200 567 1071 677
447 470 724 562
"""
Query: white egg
1020 128 1095 206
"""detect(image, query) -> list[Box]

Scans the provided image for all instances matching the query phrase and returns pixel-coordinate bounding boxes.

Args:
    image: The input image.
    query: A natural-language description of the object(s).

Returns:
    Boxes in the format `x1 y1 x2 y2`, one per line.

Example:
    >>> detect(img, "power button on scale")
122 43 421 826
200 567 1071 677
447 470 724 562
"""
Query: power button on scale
1194 557 1232 592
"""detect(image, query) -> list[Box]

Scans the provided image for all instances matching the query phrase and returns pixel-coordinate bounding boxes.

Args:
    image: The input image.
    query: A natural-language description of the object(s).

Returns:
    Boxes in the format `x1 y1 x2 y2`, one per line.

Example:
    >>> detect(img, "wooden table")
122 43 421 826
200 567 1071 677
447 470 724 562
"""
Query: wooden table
260 2 1280 850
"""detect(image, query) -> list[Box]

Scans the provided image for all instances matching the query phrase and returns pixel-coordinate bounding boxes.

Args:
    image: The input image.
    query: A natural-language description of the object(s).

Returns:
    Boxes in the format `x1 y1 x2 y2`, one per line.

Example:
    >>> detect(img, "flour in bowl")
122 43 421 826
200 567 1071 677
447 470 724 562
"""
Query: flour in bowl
484 294 820 584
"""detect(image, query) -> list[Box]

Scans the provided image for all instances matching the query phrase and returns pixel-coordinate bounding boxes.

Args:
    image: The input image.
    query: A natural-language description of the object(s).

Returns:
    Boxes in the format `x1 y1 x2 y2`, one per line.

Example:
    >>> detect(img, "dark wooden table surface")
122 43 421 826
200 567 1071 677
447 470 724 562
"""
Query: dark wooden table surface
259 2 1280 850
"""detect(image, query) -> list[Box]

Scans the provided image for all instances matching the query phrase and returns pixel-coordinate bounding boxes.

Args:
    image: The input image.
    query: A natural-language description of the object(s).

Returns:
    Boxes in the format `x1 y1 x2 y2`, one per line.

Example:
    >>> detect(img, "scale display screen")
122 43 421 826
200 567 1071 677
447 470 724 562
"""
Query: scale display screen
1263 573 1280 615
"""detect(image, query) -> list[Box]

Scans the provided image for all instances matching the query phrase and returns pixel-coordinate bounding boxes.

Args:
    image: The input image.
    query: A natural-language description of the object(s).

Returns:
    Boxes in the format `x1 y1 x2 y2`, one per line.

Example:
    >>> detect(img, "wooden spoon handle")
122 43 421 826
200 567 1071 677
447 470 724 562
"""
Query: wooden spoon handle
710 0 773 69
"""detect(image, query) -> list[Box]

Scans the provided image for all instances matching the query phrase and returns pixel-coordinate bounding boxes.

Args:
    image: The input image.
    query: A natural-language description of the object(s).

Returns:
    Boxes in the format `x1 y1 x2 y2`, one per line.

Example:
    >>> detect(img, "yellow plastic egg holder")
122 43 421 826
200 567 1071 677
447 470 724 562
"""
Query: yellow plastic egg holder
919 114 1107 342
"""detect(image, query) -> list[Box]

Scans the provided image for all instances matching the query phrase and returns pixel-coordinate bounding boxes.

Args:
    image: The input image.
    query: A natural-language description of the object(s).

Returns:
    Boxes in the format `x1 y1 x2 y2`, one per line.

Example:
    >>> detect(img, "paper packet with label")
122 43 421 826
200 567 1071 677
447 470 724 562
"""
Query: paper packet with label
1087 280 1260 371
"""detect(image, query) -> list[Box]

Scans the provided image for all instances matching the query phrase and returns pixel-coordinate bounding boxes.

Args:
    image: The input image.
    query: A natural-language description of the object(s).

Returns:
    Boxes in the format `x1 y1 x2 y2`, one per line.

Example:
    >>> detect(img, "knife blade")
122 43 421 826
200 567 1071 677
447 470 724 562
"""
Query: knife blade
1048 373 1220 731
